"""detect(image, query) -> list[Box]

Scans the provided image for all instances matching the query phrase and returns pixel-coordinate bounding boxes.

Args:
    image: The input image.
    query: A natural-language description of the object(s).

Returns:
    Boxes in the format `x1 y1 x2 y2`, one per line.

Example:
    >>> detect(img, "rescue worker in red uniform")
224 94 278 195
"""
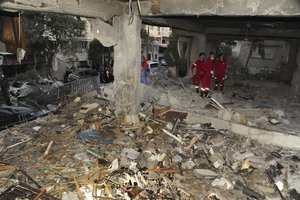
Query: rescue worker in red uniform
201 52 215 98
191 53 205 93
214 53 227 92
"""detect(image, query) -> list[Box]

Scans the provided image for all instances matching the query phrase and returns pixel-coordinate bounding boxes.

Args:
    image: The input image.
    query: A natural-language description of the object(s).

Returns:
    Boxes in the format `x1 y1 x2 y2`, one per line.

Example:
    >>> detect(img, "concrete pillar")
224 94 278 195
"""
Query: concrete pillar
113 15 141 116
188 33 206 77
291 45 300 94
206 40 219 54
238 41 252 71
281 41 299 83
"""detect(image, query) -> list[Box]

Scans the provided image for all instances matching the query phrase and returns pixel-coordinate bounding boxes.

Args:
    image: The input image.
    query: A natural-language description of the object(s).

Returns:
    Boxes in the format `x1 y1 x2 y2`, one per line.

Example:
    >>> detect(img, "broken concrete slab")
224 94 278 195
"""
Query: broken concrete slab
194 169 218 177
186 113 300 150
79 103 99 114
89 18 118 47
210 135 225 147
255 116 269 128
2 76 300 199
211 177 233 190
217 109 233 121
181 160 196 169
98 84 114 101
122 148 140 160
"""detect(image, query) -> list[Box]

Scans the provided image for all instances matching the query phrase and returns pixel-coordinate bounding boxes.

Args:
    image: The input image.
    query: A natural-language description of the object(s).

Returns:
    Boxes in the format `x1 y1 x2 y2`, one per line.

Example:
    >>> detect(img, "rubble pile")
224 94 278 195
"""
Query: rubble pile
0 87 300 200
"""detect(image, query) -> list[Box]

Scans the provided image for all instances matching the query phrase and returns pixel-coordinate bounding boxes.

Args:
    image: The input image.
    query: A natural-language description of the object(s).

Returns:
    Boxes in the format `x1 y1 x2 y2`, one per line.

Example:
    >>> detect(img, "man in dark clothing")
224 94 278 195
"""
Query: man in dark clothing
0 75 13 106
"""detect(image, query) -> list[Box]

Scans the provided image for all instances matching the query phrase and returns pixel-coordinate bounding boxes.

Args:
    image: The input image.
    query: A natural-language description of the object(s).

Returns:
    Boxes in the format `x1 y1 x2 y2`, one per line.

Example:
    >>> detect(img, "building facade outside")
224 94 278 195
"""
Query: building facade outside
143 25 172 63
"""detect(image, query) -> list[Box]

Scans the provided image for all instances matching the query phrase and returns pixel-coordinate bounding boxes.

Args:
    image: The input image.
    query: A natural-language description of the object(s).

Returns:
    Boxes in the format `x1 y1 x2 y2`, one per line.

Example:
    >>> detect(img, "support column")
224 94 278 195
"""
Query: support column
188 33 206 77
113 15 141 116
206 40 219 54
281 41 299 83
291 45 300 94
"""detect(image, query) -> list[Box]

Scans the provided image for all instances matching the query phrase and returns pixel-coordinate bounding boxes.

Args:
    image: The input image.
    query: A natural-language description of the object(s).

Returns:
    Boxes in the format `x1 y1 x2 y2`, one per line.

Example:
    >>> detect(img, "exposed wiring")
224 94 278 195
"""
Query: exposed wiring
128 0 134 25
137 0 142 15
128 0 132 16
18 11 24 48
128 0 142 25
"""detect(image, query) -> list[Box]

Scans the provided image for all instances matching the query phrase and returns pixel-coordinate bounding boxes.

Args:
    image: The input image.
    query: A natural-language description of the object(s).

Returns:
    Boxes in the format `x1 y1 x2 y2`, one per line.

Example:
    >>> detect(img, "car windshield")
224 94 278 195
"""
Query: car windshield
150 63 159 68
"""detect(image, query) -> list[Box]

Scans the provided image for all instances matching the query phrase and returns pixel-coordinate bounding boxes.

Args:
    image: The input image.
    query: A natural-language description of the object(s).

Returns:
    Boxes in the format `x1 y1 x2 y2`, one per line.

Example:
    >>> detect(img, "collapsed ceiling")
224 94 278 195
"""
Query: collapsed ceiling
1 0 300 40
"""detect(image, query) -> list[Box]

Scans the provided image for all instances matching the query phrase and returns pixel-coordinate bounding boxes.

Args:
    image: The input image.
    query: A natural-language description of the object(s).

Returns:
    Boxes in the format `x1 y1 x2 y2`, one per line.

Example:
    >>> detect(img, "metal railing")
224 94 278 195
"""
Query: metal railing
63 75 101 95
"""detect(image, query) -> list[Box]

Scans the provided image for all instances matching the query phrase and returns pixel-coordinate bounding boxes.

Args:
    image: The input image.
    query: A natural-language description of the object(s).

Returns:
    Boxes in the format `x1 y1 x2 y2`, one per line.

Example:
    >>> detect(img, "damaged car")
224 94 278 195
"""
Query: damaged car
0 106 47 130
9 76 64 98
9 81 37 98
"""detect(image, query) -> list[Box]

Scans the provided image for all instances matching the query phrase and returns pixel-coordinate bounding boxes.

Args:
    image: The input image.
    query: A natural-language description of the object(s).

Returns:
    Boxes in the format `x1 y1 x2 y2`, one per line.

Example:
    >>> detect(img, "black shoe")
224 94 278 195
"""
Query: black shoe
196 88 199 93
200 92 204 98
204 91 210 98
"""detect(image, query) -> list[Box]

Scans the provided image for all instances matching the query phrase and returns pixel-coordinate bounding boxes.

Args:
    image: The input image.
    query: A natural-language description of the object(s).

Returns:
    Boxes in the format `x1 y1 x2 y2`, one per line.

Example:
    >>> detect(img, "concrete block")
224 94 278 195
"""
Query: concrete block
98 85 114 101
255 116 269 128
122 148 140 160
211 135 225 147
90 18 117 47
194 169 218 177
210 153 225 169
217 109 233 121
211 177 233 190
186 113 300 150
181 160 196 169
172 155 183 163
124 115 140 126
230 123 300 150
270 109 285 118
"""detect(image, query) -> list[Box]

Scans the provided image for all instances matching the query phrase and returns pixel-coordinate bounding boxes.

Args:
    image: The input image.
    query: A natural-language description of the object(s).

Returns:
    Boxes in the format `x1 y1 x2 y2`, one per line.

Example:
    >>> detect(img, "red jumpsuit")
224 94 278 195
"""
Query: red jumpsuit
191 59 204 86
214 59 227 91
201 58 213 92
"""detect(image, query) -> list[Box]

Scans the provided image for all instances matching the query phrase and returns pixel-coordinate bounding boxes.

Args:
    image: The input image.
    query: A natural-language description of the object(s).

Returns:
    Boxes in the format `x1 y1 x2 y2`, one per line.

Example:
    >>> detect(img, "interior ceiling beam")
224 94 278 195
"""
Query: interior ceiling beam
137 0 300 17
207 33 300 41
0 0 124 20
142 17 205 33
207 27 300 40
2 0 300 19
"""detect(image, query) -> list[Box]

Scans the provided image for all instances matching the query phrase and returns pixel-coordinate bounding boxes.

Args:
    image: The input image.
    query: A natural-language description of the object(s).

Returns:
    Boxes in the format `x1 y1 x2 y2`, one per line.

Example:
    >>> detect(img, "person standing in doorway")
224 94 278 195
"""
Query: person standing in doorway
214 53 227 92
201 52 215 98
140 52 148 85
191 53 205 93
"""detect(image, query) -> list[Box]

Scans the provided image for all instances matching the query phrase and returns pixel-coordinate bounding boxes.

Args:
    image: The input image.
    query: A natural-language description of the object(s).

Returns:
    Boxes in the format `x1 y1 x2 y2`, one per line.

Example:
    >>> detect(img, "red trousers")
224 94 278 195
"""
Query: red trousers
201 75 210 91
192 75 202 86
214 75 225 91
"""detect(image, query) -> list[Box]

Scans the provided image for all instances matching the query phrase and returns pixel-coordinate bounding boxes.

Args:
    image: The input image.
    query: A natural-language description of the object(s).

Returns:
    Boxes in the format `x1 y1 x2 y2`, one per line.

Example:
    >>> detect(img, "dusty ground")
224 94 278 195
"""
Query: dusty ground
0 73 300 199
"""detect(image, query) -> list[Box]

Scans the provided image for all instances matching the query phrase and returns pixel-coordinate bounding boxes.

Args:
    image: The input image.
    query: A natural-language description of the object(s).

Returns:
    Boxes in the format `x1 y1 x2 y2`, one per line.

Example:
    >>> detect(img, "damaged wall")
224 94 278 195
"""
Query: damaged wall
0 14 26 53
237 40 289 76
291 46 300 94
88 18 117 47
0 41 5 51
282 41 299 83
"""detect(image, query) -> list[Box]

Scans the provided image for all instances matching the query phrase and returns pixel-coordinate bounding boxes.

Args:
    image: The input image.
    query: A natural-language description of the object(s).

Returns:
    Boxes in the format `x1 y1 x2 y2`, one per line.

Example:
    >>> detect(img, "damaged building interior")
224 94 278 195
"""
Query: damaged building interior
1 0 300 199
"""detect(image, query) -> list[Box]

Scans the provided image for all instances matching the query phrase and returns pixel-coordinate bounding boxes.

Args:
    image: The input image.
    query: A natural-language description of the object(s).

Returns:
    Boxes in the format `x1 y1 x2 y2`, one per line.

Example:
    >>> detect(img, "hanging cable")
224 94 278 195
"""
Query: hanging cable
128 0 134 25
137 0 142 15
17 11 25 64
128 0 132 16
18 12 21 47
